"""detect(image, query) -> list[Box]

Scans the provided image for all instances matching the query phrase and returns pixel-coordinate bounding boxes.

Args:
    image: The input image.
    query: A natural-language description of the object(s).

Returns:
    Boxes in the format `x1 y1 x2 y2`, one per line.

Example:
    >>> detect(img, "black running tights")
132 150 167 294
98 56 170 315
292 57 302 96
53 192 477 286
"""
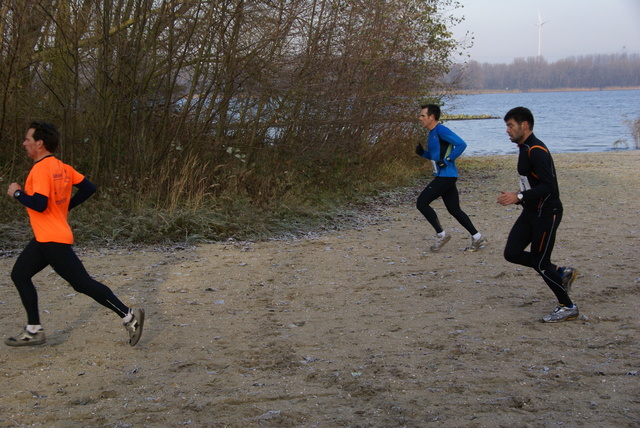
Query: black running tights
416 176 478 235
11 239 130 325
503 209 572 307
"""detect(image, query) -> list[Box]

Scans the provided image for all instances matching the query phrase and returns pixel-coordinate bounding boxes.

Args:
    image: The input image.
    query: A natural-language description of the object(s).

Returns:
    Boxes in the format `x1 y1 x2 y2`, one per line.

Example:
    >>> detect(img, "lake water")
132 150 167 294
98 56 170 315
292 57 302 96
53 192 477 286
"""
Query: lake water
443 89 640 156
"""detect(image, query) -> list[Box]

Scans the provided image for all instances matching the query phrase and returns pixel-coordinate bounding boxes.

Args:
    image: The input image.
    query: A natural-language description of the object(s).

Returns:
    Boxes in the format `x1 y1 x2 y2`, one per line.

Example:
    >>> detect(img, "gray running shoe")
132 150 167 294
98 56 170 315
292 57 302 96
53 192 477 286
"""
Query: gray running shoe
464 235 488 252
430 233 451 252
124 308 145 346
5 328 46 347
560 267 578 294
542 304 579 323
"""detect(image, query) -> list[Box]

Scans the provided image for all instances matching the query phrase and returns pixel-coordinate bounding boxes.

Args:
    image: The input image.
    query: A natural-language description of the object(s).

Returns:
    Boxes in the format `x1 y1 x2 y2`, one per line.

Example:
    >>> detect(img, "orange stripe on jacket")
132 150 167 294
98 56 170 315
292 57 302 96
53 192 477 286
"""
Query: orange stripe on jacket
527 145 549 179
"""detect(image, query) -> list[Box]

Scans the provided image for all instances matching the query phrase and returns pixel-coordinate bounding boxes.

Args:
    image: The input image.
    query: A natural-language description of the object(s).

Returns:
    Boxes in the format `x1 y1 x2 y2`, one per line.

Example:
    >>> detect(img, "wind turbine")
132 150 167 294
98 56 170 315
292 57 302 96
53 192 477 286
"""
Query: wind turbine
536 9 548 57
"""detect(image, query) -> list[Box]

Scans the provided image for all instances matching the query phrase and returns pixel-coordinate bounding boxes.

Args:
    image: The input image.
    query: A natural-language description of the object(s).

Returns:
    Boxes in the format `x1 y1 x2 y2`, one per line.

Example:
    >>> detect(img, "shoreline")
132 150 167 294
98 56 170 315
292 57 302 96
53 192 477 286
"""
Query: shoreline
456 86 640 95
464 147 639 157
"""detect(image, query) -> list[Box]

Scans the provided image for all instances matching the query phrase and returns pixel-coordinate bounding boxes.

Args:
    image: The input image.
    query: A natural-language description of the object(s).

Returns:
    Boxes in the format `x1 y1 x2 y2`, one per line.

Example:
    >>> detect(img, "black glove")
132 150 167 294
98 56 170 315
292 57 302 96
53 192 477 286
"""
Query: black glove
437 159 446 169
415 144 424 156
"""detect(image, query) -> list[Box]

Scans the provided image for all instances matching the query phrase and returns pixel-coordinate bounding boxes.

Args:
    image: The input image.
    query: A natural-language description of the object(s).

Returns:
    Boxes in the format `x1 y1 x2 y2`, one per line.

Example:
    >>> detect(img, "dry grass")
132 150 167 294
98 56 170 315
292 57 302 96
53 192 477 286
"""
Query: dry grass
0 146 505 250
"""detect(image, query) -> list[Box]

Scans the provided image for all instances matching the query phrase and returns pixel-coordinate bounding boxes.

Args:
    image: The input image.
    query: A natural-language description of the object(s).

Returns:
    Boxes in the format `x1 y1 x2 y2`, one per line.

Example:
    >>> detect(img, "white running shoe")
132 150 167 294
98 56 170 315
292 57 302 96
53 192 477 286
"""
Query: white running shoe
464 235 488 252
560 267 578 294
5 328 46 347
430 233 451 252
124 308 145 346
542 304 579 323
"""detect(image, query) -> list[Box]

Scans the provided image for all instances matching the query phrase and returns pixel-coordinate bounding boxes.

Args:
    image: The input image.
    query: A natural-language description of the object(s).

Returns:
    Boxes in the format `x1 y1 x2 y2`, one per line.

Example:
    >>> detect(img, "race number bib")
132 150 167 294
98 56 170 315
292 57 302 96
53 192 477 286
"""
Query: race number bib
519 175 531 191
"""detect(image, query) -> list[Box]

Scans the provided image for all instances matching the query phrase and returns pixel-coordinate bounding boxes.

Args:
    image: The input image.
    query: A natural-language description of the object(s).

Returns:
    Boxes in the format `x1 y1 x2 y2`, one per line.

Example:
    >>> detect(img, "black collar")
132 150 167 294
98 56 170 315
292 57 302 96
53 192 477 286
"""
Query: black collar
35 154 55 164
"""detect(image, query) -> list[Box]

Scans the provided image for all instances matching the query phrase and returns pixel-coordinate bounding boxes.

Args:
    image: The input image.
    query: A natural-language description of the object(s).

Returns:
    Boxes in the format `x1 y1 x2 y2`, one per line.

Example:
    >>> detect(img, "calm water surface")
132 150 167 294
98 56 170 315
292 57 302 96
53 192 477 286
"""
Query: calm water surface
443 89 640 156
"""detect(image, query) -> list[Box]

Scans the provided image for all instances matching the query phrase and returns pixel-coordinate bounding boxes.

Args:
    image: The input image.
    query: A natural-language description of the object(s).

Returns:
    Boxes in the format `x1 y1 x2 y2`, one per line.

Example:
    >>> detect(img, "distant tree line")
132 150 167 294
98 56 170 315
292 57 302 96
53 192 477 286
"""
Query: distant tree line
0 0 462 214
448 53 640 91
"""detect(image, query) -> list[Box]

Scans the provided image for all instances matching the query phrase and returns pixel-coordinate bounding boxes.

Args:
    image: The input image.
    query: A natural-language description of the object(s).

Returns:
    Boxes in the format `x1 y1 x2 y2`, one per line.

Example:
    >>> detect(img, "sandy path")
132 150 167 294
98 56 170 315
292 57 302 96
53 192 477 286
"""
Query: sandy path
1 151 638 427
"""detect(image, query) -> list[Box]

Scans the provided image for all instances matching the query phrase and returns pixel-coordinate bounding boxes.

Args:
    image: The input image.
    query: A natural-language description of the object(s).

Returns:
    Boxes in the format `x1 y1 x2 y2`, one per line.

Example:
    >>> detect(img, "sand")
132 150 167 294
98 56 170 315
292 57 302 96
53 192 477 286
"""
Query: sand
0 151 638 427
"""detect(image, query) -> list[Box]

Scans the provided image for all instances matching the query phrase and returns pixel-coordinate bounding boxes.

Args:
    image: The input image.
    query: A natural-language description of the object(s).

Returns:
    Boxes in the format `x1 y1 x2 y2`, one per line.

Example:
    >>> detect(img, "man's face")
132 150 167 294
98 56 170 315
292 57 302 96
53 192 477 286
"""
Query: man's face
505 119 525 144
419 108 435 129
23 128 40 160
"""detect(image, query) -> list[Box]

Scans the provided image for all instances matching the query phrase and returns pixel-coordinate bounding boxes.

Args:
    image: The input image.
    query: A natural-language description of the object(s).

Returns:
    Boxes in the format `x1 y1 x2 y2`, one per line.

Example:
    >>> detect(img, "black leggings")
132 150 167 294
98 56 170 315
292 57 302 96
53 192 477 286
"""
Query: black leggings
416 176 478 235
504 209 572 307
11 239 130 325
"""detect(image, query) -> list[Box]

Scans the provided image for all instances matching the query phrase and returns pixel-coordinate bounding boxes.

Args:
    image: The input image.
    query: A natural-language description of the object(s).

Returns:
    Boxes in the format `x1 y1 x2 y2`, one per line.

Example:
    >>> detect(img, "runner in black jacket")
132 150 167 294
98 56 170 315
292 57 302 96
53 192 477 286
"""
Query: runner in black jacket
497 107 579 323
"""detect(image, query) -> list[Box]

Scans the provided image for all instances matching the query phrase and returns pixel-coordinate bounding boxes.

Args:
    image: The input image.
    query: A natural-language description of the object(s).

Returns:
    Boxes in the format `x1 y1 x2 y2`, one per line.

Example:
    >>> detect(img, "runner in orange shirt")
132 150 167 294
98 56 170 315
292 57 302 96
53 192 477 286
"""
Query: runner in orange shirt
5 121 145 346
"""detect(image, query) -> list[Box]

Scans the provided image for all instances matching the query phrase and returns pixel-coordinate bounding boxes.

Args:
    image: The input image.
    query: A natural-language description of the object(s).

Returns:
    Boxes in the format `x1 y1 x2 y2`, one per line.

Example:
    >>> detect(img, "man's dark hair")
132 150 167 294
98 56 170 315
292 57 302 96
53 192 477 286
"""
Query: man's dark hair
504 107 534 130
29 121 59 152
420 104 441 121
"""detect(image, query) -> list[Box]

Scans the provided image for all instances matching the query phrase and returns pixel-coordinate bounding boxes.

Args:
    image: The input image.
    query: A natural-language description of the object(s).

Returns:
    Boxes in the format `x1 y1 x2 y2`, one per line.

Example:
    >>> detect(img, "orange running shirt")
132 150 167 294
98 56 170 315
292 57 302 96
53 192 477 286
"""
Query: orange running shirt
24 156 85 244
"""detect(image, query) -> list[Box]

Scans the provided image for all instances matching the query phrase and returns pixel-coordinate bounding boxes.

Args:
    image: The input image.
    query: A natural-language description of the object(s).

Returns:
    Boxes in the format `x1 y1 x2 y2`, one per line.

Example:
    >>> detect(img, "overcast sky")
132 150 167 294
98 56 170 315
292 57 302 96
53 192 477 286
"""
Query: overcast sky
449 0 640 64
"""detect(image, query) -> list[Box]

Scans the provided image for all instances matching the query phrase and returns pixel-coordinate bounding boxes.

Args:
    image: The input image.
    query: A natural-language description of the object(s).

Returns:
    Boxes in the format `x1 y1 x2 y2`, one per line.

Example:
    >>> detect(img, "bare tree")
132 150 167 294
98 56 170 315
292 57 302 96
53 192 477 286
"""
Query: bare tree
1 0 463 208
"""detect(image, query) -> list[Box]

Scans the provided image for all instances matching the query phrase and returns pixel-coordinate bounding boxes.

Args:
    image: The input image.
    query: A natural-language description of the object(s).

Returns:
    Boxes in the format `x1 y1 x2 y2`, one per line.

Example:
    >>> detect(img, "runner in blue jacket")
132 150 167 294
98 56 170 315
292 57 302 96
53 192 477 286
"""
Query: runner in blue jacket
415 104 487 252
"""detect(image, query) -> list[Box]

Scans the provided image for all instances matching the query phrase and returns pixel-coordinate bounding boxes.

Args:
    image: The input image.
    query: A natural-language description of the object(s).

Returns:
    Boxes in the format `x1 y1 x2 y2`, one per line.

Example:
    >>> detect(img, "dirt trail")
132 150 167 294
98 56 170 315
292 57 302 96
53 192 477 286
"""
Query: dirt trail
1 151 638 427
